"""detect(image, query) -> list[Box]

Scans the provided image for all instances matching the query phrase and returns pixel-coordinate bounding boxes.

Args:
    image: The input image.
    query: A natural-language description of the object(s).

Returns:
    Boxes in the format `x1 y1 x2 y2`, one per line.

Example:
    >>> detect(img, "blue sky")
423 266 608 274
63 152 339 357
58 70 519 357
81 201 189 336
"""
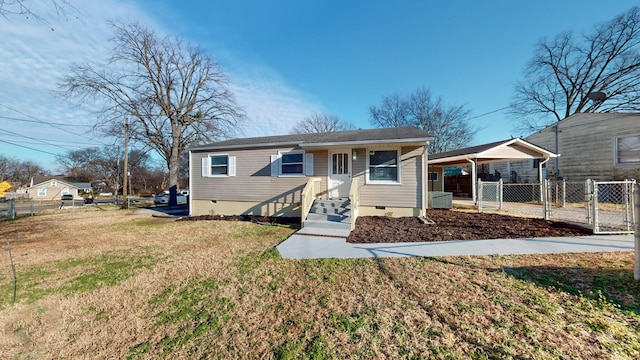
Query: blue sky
1 0 638 172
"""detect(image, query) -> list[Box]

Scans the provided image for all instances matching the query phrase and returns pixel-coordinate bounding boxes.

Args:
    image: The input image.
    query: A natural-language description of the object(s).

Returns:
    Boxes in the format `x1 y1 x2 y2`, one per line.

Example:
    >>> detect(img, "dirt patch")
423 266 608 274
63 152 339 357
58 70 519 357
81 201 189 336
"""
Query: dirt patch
347 210 592 243
179 214 300 226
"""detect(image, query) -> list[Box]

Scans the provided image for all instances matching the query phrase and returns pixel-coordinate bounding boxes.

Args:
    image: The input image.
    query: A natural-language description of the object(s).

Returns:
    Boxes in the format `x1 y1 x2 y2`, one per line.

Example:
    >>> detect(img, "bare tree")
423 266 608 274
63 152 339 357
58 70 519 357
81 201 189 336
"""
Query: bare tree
59 21 243 205
290 113 355 134
370 87 475 154
0 0 80 28
511 6 640 133
0 155 48 187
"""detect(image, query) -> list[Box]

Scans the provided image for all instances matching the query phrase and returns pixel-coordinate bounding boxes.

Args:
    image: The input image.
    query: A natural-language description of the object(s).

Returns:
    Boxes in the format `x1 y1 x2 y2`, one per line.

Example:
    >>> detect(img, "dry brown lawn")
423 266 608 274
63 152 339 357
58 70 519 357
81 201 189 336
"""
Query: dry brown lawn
1 206 639 359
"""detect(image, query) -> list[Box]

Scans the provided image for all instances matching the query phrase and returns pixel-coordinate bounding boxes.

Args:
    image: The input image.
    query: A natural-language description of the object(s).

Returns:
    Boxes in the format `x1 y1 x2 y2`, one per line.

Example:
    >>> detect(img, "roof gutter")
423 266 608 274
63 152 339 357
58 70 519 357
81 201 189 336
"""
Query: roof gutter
299 137 435 149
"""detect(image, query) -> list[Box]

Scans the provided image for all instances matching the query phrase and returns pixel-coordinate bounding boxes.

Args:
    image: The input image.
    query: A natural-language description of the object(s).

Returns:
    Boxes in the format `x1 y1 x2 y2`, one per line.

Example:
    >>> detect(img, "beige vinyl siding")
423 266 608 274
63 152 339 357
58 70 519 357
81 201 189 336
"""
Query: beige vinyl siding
192 146 325 204
313 150 329 199
354 146 423 208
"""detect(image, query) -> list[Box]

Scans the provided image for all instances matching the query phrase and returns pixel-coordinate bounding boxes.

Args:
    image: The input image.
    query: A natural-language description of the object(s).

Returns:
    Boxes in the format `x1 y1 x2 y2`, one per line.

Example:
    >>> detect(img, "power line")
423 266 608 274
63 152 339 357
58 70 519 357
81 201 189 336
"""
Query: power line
468 106 511 120
0 138 61 157
0 115 94 127
0 128 74 151
0 138 98 147
0 103 109 145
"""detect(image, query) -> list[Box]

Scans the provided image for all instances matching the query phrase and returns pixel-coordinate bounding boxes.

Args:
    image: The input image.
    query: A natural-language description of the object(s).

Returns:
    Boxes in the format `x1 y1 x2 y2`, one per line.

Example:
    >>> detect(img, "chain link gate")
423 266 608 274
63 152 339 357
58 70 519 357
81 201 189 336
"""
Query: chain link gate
588 179 635 234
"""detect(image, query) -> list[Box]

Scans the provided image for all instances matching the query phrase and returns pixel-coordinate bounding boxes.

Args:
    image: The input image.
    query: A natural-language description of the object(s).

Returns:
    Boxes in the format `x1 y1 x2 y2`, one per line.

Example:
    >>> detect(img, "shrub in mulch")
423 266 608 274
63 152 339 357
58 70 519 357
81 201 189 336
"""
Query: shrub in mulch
178 214 301 226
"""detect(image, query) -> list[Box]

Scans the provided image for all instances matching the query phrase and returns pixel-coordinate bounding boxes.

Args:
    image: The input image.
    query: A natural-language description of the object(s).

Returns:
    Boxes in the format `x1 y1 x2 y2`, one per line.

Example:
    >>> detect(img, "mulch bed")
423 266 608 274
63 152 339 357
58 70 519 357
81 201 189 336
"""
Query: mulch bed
346 209 593 243
180 210 593 244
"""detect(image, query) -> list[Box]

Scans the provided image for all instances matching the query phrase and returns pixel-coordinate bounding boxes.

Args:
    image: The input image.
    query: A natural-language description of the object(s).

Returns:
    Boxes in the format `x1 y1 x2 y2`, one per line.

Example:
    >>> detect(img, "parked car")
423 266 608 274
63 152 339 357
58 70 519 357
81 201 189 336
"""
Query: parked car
61 194 73 200
153 192 187 206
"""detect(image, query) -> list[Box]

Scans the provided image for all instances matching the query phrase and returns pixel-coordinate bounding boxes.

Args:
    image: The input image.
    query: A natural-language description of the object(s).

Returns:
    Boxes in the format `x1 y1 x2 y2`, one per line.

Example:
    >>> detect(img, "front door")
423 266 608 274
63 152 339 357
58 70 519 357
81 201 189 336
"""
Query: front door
329 151 351 199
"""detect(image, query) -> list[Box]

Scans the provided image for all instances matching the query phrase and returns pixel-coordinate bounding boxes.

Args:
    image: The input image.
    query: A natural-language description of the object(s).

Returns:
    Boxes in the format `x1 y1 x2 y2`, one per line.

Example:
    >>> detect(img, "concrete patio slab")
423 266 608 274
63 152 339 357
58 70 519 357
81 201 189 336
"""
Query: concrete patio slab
276 233 634 259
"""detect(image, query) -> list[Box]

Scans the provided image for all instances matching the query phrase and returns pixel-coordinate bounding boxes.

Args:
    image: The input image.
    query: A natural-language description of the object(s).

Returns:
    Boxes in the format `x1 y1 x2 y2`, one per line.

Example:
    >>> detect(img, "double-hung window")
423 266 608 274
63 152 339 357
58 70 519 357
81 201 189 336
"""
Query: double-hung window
367 149 400 183
202 154 236 177
271 150 314 176
281 152 304 175
615 134 640 165
37 187 46 196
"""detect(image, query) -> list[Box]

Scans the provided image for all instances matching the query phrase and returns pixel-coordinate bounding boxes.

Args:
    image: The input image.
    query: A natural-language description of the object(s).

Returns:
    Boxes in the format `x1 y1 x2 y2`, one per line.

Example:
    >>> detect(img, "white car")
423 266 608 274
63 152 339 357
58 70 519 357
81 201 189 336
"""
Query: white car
153 192 187 206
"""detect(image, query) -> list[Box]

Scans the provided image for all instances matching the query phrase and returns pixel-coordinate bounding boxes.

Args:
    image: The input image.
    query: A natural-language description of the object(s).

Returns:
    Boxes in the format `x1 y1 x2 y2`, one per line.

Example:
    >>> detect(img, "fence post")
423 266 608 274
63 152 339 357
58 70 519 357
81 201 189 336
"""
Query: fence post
593 180 599 234
585 179 592 225
634 183 639 280
543 179 550 220
498 179 503 210
630 180 636 233
562 179 566 208
477 179 483 212
9 199 16 219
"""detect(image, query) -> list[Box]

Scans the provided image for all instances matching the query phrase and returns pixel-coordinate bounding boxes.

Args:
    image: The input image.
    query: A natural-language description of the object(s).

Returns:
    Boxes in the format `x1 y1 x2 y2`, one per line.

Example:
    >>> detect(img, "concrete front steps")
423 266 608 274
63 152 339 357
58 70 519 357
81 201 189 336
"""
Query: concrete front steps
296 199 352 238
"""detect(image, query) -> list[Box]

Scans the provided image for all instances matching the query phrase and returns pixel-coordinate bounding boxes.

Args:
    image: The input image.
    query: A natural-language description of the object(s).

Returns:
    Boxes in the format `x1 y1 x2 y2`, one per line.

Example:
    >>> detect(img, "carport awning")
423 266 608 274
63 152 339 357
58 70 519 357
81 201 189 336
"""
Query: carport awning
428 138 558 166
428 138 558 204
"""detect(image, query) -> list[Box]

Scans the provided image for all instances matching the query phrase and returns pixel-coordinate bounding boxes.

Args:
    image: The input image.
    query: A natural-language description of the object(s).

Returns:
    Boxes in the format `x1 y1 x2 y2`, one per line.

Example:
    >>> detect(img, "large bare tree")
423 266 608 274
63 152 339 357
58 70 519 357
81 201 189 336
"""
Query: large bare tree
511 6 640 132
370 87 475 154
59 21 243 205
290 113 355 134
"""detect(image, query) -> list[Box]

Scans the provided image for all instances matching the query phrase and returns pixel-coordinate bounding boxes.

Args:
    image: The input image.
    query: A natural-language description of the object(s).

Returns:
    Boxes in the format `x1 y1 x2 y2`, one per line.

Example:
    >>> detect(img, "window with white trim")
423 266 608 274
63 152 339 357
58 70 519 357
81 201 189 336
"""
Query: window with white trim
615 134 640 165
37 187 46 196
270 150 314 177
367 149 400 183
281 152 304 175
202 154 236 177
51 180 57 187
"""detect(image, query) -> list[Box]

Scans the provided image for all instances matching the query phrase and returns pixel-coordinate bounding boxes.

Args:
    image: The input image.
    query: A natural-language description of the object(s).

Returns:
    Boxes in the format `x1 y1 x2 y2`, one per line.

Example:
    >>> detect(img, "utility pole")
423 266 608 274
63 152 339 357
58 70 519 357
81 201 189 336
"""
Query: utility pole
121 117 129 209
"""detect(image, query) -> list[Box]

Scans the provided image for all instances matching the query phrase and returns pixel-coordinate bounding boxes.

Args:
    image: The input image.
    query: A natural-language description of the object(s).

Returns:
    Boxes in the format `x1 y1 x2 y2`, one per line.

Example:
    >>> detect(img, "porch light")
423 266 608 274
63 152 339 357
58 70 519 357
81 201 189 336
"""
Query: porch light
369 150 375 155
352 150 357 160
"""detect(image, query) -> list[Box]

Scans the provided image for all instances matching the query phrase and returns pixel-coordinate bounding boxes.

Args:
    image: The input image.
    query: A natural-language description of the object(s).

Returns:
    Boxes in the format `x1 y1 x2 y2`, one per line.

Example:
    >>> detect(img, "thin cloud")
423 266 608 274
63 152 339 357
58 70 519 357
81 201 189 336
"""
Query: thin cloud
0 0 324 169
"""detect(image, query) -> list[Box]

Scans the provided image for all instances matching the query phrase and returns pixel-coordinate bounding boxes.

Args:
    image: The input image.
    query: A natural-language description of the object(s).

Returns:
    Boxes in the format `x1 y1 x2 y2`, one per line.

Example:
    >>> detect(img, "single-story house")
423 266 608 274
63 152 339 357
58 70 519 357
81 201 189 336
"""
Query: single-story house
28 176 92 200
491 113 640 182
188 126 434 218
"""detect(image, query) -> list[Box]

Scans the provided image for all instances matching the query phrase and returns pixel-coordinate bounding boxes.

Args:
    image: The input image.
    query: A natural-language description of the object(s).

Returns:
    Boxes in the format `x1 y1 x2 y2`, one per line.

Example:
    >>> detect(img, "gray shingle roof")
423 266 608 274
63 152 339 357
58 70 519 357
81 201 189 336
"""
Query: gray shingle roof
429 139 514 160
189 126 433 151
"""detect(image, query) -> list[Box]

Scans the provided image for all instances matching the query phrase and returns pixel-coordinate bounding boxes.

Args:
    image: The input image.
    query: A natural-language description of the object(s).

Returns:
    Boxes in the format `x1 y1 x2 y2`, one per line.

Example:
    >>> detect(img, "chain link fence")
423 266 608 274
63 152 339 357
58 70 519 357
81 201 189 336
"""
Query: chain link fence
0 199 69 219
477 179 635 234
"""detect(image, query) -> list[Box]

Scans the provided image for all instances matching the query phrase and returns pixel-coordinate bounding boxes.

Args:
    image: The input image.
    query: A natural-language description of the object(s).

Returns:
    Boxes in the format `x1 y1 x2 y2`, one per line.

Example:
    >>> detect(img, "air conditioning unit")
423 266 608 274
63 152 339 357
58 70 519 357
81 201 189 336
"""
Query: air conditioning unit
429 191 452 209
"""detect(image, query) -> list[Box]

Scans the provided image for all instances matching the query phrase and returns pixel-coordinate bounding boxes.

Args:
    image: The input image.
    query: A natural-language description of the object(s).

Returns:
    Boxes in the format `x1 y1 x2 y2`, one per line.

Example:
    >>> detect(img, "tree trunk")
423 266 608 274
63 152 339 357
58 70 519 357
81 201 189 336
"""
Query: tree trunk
168 143 180 207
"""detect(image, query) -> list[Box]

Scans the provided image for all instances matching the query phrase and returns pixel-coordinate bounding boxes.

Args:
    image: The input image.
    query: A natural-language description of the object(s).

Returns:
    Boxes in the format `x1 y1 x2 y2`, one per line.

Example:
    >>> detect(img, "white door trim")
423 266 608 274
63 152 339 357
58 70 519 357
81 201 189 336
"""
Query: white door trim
328 149 352 199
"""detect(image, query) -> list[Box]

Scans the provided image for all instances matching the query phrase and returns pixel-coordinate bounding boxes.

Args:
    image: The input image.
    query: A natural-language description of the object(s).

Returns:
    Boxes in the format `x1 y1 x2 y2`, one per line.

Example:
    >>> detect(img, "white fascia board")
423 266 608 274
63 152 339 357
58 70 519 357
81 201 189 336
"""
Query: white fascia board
299 137 434 149
189 141 302 152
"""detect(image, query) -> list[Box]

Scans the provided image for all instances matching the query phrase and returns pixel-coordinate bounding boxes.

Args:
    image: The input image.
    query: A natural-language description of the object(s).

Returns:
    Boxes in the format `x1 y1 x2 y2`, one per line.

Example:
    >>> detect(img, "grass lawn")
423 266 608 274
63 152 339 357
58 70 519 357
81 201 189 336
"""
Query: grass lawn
0 207 639 359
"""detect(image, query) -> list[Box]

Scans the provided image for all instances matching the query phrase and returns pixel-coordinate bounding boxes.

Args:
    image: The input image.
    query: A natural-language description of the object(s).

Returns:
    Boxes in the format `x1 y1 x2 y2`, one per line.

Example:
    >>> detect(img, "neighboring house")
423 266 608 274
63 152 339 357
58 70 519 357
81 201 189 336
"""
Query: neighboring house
28 176 92 200
188 126 434 218
491 113 640 182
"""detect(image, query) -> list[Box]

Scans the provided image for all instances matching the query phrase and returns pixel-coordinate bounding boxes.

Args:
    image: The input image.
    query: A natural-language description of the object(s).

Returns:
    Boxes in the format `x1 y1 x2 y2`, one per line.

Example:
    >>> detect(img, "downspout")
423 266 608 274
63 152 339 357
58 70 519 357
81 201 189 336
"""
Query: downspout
538 157 550 182
466 157 477 204
422 141 428 216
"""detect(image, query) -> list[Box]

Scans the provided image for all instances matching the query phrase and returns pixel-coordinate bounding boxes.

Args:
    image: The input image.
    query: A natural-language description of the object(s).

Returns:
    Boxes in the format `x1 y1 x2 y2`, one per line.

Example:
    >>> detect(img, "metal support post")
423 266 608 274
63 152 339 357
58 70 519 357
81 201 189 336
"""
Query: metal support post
634 183 639 280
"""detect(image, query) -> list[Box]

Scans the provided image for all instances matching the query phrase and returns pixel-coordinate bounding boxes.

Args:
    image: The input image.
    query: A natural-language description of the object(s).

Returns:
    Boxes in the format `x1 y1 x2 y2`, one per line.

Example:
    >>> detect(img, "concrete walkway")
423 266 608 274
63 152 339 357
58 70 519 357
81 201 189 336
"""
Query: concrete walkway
276 233 634 259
